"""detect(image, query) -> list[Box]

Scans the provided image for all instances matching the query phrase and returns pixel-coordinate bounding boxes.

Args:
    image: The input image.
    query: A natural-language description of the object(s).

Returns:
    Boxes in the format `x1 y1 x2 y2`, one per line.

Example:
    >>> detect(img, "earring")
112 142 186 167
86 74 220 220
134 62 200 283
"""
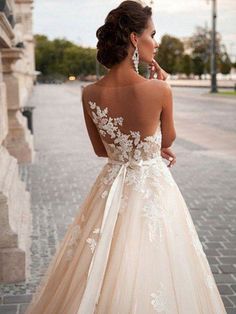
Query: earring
132 46 139 73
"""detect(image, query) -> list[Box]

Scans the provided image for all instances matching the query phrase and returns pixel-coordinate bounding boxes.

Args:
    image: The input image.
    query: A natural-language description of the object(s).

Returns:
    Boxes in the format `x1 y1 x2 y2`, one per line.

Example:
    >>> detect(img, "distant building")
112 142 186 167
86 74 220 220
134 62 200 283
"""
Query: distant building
180 36 193 56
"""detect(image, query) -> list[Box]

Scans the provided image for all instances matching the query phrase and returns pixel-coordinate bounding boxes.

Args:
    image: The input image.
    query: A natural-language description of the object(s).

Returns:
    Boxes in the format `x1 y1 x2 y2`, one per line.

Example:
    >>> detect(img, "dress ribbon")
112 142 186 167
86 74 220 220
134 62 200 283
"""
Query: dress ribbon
77 156 162 314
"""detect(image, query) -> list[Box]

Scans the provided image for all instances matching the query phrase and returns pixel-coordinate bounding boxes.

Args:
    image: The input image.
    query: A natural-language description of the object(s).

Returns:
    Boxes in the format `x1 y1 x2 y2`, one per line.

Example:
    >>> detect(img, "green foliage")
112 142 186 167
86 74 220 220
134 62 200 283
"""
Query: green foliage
189 26 213 72
179 54 192 77
35 26 233 81
156 34 184 74
34 34 98 79
188 26 232 77
219 51 232 74
192 56 205 78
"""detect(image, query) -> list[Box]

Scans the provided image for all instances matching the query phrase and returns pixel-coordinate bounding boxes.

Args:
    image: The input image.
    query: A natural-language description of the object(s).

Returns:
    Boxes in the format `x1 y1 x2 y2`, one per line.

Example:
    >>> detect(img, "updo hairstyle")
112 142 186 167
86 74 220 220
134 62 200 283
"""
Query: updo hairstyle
96 0 152 68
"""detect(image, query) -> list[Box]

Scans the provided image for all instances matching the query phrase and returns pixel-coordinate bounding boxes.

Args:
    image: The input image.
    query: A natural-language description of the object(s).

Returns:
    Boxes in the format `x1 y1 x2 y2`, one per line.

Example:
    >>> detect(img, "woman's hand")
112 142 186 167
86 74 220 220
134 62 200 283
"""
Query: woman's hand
161 147 176 167
148 59 169 81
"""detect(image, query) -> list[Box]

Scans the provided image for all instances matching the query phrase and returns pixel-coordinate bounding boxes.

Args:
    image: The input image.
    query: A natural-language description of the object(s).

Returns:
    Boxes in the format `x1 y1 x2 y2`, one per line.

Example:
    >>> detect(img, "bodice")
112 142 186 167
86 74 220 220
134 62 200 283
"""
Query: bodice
88 100 162 163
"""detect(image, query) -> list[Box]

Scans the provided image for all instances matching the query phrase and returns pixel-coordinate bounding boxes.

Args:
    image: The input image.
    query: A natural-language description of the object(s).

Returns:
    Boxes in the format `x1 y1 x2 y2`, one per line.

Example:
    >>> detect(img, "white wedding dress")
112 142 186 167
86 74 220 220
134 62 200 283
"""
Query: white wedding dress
26 98 227 314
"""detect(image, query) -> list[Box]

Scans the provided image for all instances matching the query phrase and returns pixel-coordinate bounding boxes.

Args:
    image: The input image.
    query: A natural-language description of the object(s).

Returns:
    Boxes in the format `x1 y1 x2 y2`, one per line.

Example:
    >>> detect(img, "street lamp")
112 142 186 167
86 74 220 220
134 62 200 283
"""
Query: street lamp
206 0 218 93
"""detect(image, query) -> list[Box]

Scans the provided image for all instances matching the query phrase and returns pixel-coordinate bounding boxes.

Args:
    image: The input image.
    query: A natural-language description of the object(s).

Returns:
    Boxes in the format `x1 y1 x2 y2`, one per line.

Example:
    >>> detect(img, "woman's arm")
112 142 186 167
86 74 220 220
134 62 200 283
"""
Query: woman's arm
81 87 108 158
160 82 176 148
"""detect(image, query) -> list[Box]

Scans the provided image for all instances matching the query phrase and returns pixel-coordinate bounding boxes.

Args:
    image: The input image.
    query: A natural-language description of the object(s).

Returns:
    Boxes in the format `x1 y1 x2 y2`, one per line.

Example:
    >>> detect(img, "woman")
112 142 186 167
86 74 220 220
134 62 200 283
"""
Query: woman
26 1 226 313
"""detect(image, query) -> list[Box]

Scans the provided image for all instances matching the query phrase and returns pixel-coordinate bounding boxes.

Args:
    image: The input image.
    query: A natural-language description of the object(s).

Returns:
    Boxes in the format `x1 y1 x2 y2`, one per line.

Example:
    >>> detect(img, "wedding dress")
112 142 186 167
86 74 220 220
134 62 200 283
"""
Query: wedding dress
26 89 227 314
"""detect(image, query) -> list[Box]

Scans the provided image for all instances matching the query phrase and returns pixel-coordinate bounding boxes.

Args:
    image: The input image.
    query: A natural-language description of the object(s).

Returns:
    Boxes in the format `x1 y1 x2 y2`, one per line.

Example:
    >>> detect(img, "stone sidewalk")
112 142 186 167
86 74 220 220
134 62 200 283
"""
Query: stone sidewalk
0 82 235 313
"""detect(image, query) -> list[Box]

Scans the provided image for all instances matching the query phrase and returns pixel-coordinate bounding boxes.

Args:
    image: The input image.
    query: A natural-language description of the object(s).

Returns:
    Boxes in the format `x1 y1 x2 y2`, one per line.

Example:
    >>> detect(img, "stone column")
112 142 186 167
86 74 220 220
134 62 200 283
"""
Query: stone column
0 4 32 283
1 47 34 163
0 53 31 283
0 146 31 282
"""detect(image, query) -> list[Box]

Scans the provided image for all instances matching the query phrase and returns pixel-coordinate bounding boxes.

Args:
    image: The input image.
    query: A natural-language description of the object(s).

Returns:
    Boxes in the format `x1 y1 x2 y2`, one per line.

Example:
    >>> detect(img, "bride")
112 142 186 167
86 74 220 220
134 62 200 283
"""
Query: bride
26 1 226 313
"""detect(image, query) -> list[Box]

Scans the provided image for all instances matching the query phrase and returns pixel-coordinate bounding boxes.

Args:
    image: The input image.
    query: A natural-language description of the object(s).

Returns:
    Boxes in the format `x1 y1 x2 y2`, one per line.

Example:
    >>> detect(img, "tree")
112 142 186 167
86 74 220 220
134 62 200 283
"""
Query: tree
34 35 100 80
192 56 205 79
34 29 232 80
189 26 222 78
218 43 232 75
156 34 184 74
35 35 55 76
180 54 192 77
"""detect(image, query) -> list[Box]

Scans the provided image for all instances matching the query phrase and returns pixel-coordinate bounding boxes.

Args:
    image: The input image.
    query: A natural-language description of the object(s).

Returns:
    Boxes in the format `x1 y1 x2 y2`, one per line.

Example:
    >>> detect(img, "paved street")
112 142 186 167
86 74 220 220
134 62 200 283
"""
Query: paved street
0 81 236 313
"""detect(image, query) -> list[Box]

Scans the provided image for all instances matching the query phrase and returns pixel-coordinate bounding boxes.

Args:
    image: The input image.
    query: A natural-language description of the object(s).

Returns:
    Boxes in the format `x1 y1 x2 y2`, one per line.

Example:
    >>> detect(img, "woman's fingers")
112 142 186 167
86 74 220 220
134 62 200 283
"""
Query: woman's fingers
161 152 176 167
161 68 169 81
161 151 169 160
166 155 176 167
167 157 176 168
148 63 155 79
161 148 176 167
157 70 163 80
149 59 169 81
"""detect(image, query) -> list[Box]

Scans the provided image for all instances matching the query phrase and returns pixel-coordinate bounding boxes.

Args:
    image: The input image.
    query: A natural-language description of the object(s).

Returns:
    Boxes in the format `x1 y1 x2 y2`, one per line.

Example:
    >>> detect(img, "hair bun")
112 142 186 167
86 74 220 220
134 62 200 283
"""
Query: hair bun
96 0 152 69
118 14 129 29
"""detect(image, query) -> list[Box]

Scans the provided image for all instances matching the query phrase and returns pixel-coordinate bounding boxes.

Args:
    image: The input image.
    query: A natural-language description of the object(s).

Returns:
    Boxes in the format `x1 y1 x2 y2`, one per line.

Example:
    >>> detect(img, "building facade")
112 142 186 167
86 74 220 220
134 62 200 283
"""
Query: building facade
0 0 35 283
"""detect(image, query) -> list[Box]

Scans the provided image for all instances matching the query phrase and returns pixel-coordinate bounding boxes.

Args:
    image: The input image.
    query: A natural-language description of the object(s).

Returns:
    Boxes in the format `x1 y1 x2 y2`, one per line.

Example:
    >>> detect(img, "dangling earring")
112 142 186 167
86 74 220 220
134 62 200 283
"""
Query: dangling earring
132 46 139 73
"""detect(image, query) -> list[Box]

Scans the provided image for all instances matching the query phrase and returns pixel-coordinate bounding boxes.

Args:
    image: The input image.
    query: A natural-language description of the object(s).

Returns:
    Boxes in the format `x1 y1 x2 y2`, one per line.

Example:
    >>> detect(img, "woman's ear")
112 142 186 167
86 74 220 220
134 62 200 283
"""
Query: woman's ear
129 32 138 47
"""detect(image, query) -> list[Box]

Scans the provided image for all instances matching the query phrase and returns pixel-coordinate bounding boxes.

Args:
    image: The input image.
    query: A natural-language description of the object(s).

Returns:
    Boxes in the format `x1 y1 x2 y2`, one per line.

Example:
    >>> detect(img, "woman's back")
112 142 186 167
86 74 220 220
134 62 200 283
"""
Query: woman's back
82 78 167 161
83 78 164 138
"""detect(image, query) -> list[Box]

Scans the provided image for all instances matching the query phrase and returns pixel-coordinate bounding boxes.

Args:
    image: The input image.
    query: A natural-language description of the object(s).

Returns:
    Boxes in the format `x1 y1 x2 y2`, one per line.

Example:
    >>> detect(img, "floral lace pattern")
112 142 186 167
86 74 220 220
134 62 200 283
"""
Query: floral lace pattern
86 227 100 254
65 224 82 261
88 100 162 163
150 282 167 312
88 100 175 199
58 99 222 312
141 198 164 244
88 100 176 247
119 193 129 215
65 214 86 261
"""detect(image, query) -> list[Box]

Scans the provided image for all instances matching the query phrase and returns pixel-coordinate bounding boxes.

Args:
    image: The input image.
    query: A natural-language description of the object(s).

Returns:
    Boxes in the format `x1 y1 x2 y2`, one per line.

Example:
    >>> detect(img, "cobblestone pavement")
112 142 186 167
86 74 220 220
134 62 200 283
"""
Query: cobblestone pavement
0 82 235 313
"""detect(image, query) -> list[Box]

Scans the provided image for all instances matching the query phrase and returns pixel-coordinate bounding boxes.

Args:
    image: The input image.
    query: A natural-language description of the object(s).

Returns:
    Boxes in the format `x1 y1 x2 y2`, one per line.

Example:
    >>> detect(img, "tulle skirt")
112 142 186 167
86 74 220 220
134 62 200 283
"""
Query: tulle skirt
26 158 226 314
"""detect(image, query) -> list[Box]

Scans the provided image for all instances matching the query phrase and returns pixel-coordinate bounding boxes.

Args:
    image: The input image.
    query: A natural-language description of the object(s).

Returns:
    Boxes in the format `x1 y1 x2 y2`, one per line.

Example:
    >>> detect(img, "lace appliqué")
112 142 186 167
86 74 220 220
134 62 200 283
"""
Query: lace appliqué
88 100 162 163
101 190 108 199
86 227 100 253
119 193 129 215
101 164 121 186
65 214 86 261
150 282 167 312
65 224 82 261
142 198 164 244
89 100 174 204
89 101 123 139
147 162 175 188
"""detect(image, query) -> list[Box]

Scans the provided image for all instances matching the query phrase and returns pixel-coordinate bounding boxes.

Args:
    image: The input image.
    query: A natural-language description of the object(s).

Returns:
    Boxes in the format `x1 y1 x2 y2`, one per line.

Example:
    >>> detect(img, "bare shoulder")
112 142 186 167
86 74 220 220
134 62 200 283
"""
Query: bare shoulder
141 79 171 104
81 82 95 97
81 82 98 108
147 79 172 93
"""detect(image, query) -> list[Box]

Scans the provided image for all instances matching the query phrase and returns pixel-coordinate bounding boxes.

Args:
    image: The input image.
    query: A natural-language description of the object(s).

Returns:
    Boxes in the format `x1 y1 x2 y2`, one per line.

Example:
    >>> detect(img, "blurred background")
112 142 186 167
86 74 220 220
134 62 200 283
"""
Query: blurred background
0 1 236 313
33 0 236 90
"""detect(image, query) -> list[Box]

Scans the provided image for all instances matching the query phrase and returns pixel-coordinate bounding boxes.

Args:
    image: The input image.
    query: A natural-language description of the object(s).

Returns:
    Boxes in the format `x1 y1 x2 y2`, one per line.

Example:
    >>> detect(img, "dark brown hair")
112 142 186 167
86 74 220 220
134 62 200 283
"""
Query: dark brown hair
96 0 152 69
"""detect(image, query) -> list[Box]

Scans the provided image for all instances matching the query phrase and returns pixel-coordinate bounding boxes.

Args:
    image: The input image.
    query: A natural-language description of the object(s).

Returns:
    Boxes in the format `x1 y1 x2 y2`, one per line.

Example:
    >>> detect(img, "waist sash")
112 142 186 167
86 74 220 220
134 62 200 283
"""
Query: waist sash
77 156 162 314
